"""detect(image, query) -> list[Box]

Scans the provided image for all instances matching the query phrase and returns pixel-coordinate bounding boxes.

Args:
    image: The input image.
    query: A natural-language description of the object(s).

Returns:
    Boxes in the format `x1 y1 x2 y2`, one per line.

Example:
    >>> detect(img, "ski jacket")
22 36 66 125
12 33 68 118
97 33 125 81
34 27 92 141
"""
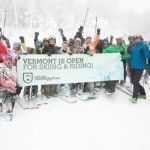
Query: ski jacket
0 40 9 57
126 41 150 69
0 64 17 93
115 43 128 59
127 42 135 56
42 44 60 54
72 38 84 54
102 45 118 53
10 49 22 66
83 34 100 54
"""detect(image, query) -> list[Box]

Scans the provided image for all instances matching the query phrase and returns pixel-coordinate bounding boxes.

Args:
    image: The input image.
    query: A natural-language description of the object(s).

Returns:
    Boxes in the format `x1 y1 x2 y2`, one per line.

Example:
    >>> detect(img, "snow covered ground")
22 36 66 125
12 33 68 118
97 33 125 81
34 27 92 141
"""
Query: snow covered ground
1 84 150 150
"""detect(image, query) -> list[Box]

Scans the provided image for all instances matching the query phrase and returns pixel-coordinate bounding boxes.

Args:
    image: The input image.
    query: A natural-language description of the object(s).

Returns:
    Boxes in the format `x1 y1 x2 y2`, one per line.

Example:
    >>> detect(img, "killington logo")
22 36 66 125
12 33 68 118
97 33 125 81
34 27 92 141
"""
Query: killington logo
23 73 33 83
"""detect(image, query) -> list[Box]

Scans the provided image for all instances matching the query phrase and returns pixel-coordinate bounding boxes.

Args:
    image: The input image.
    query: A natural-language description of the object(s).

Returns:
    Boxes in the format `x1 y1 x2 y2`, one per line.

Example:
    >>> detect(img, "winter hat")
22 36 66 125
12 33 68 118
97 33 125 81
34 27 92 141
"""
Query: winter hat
103 38 109 44
116 37 123 41
128 36 134 39
4 54 12 60
62 41 69 45
86 36 92 40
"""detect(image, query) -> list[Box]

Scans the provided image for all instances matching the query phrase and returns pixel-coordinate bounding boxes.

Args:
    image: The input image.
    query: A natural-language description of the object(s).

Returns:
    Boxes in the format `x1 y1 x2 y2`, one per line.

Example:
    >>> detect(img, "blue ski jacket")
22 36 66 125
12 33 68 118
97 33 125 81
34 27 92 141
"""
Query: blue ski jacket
126 41 150 69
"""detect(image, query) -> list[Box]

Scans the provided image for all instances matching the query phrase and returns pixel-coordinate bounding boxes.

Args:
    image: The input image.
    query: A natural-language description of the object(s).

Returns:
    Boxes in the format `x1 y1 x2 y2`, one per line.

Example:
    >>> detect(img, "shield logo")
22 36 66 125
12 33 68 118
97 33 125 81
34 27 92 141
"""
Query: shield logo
23 73 33 83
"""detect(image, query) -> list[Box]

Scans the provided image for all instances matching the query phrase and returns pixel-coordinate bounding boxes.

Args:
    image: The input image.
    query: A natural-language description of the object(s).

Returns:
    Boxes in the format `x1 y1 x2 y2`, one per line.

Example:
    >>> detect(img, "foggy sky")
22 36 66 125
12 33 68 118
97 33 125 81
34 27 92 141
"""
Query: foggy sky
0 0 150 41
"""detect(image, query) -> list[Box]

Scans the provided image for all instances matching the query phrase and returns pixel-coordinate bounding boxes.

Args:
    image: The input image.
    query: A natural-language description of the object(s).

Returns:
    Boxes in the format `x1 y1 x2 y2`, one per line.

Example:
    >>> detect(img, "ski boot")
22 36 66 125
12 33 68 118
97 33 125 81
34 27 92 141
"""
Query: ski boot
0 103 3 116
5 111 13 121
129 97 137 104
138 95 146 99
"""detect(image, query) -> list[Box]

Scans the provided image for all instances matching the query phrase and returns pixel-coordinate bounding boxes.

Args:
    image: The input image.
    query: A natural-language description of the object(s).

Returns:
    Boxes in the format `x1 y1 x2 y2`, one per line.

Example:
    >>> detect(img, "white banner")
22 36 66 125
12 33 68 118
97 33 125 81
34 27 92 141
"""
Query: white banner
17 53 124 86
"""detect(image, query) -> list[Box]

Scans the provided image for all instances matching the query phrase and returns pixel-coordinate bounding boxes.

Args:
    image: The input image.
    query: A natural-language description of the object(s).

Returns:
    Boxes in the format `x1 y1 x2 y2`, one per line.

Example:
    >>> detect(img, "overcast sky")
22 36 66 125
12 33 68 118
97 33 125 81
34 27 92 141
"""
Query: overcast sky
116 0 149 13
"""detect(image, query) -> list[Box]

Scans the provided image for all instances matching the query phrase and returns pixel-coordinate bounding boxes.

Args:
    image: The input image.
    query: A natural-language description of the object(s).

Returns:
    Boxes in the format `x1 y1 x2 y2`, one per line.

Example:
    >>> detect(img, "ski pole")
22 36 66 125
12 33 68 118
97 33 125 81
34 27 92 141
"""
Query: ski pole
83 8 89 28
3 10 7 36
94 17 97 38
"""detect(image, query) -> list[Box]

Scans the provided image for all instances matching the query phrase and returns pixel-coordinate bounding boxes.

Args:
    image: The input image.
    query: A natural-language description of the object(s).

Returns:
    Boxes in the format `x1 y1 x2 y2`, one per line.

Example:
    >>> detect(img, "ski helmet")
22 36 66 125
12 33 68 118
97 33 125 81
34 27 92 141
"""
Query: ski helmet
103 38 109 44
13 41 21 50
49 35 56 44
128 36 134 39
42 37 49 43
49 35 56 40
134 34 143 40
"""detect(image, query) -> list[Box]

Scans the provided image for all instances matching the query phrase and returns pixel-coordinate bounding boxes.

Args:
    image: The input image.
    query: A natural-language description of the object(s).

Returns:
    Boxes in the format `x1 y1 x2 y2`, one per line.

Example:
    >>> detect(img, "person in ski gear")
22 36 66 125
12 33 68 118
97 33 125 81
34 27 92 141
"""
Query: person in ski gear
57 41 76 102
95 29 103 53
72 38 84 54
35 40 43 54
102 38 118 94
0 54 18 121
41 35 60 98
127 36 135 79
127 36 135 55
126 35 150 103
115 37 128 85
11 40 24 98
23 45 38 104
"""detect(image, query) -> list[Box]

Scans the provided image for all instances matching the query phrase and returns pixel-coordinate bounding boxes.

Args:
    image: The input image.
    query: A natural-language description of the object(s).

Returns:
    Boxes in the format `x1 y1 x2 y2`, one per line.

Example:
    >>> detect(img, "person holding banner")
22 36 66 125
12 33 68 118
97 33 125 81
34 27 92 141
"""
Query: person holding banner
57 41 77 102
102 38 118 94
71 38 85 96
23 45 39 107
41 35 61 99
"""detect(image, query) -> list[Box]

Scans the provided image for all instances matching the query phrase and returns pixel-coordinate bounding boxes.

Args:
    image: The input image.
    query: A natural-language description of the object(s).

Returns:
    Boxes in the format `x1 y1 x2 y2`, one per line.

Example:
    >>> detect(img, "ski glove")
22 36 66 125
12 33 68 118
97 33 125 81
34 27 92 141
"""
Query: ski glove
15 55 21 60
68 51 73 55
140 48 144 55
47 52 51 56
58 28 63 34
19 36 25 43
87 52 93 56
35 32 39 37
120 51 124 55
97 28 101 35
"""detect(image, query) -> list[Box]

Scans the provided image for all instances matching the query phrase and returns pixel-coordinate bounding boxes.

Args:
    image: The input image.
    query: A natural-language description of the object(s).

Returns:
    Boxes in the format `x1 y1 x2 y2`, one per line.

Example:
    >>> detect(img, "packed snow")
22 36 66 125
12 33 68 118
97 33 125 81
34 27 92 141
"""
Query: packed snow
1 81 150 150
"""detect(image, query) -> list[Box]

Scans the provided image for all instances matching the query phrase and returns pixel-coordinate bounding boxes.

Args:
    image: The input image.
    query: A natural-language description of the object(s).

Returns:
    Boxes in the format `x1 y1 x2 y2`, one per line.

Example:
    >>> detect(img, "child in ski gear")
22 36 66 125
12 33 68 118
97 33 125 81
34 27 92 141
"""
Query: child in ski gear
0 54 18 120
126 35 150 103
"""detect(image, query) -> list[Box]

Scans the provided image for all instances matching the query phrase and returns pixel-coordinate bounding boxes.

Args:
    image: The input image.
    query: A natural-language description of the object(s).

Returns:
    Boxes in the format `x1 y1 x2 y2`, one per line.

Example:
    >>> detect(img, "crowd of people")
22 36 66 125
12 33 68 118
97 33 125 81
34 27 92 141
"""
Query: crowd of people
0 26 150 121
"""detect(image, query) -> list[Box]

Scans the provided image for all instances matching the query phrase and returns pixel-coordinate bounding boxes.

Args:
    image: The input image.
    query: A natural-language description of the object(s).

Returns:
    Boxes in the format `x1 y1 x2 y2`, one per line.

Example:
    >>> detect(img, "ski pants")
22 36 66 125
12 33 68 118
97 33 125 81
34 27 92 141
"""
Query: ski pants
122 59 127 81
2 90 16 113
105 81 116 92
130 69 146 98
24 86 38 98
41 84 57 97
